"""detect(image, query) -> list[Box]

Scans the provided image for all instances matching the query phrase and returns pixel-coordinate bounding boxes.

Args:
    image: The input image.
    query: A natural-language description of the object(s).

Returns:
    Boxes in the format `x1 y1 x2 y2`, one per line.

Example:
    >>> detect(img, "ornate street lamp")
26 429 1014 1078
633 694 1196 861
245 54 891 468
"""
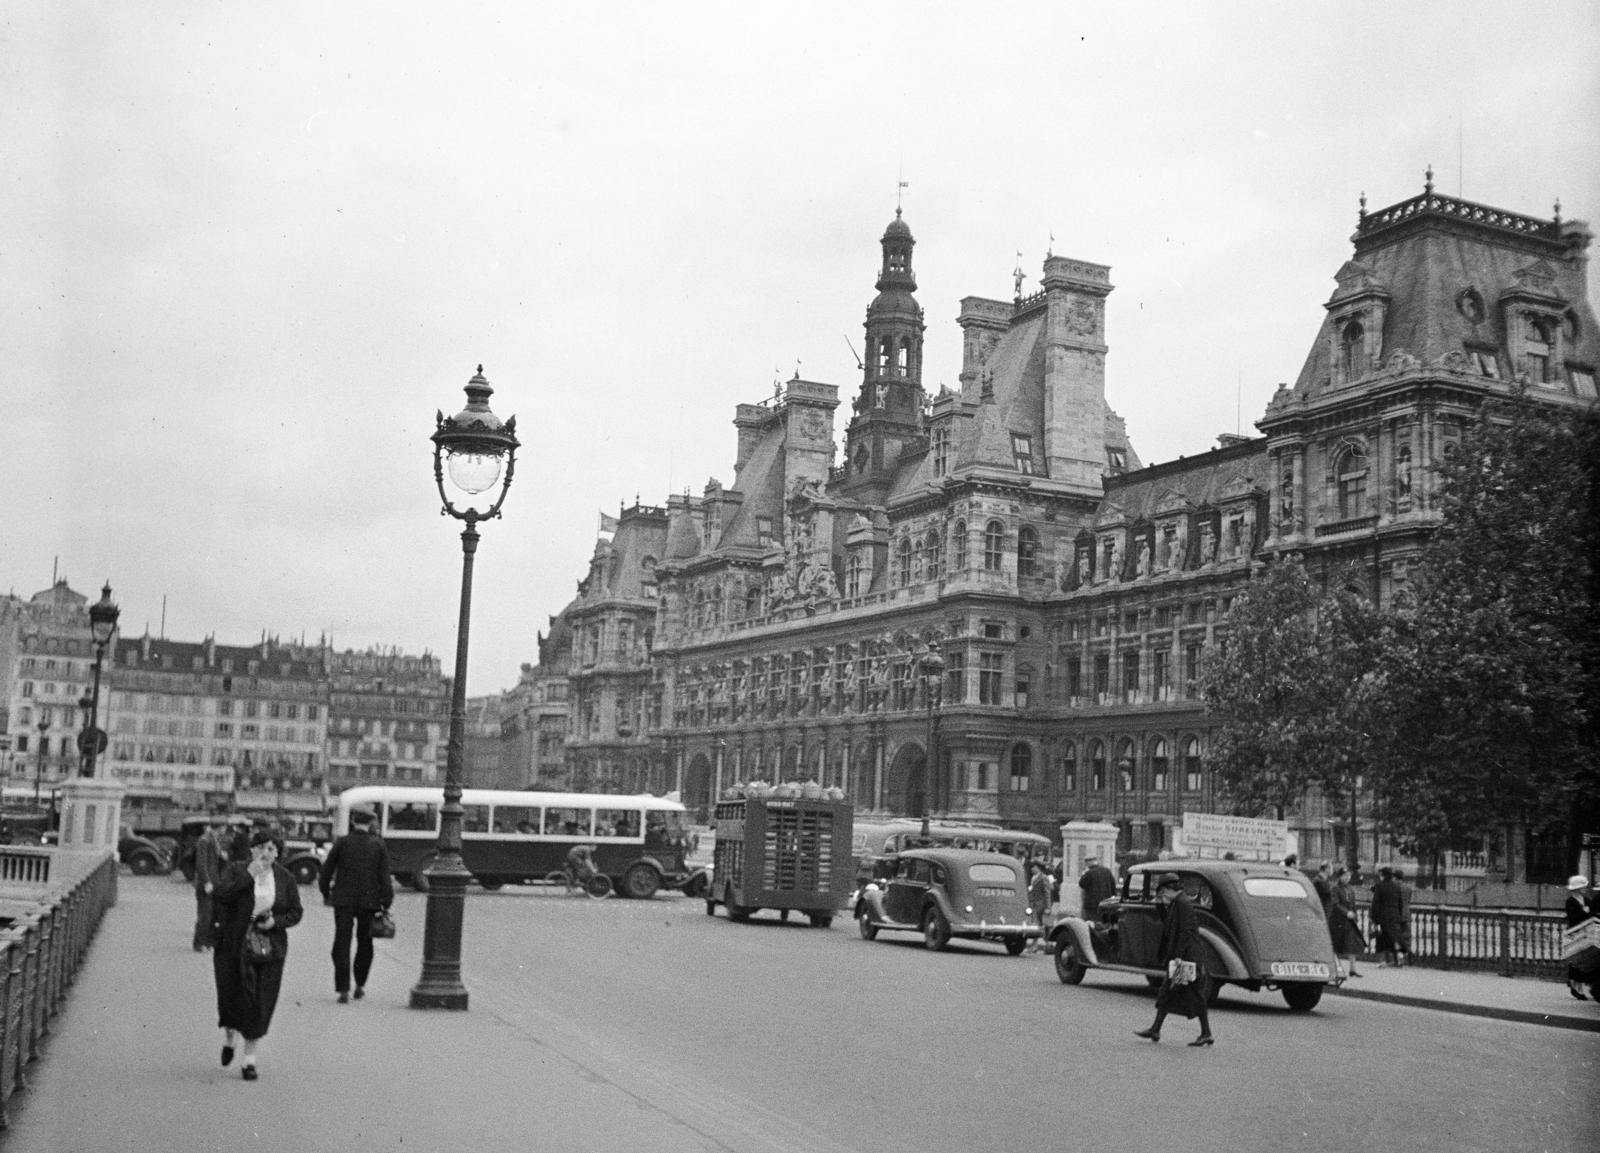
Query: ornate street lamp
34 717 50 808
918 643 944 839
411 366 518 1011
81 582 119 777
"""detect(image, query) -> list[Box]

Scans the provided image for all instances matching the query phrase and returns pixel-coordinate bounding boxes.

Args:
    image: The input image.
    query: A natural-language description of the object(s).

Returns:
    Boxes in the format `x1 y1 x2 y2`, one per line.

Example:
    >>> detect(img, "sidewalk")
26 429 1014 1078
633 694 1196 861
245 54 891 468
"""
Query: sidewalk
1 878 746 1153
5 878 1597 1151
1328 960 1600 1032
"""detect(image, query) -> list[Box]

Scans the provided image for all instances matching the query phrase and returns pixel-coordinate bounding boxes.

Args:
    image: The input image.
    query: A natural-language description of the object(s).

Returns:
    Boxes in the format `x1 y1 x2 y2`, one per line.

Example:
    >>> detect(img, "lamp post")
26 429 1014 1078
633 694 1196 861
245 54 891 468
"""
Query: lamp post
918 643 944 838
411 366 518 1012
81 582 119 778
34 717 51 808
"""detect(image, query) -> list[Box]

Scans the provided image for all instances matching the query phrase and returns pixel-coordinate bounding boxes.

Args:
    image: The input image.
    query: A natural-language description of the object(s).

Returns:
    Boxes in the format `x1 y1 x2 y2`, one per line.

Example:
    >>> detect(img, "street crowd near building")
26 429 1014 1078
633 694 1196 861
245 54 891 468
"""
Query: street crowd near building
4 174 1595 884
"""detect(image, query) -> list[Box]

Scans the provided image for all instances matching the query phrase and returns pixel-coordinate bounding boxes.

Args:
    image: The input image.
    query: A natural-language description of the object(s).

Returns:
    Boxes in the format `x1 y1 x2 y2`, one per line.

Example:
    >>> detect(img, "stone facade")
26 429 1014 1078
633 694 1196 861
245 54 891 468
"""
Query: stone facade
533 177 1596 859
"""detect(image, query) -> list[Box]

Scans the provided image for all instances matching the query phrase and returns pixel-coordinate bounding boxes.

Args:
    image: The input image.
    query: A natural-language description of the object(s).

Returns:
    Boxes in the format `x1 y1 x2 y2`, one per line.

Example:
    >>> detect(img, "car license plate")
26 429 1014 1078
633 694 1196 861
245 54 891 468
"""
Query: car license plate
976 887 1013 898
1271 961 1330 979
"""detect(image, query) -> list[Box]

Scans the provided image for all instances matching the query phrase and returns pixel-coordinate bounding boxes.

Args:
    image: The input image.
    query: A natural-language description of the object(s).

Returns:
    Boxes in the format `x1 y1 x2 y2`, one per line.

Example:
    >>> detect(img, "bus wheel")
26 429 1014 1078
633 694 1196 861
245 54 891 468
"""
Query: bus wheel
623 864 660 900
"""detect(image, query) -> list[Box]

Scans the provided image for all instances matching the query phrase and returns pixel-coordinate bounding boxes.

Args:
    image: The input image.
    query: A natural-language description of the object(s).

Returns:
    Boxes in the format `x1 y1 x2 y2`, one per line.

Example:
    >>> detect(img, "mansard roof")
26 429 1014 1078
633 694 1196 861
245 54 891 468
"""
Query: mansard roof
1100 438 1269 520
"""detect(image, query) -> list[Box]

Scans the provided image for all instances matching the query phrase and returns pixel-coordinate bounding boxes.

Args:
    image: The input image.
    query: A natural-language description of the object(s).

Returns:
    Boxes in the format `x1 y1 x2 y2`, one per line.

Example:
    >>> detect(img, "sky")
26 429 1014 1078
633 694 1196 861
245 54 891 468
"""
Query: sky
5 2 1598 696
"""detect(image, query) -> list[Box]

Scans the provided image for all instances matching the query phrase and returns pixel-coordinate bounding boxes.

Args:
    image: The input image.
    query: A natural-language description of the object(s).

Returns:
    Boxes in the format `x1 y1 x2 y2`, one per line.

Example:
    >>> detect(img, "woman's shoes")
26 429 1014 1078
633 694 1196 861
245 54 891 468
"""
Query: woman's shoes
1133 1027 1161 1042
241 1065 258 1081
1188 1034 1215 1047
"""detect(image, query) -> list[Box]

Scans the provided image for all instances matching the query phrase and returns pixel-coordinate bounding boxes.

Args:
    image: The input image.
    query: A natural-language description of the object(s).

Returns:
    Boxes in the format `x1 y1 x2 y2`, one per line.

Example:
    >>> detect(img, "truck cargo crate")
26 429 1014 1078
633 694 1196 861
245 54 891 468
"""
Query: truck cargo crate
708 795 853 927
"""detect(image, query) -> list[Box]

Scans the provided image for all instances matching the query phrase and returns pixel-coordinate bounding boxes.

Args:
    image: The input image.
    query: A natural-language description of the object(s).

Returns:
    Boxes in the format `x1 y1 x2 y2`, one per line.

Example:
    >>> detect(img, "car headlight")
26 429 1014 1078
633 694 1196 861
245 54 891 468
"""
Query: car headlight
964 904 974 913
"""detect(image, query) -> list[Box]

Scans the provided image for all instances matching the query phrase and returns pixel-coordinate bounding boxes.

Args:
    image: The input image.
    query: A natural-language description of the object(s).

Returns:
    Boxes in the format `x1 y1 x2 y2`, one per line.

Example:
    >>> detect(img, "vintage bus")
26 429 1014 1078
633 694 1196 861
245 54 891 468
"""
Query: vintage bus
333 785 697 899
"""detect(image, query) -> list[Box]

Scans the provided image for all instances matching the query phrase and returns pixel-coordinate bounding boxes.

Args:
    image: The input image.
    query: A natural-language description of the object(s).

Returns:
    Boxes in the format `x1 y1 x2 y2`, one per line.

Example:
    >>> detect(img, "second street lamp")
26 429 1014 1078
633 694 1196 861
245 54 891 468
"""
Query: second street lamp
81 582 119 777
410 366 518 1011
918 643 944 839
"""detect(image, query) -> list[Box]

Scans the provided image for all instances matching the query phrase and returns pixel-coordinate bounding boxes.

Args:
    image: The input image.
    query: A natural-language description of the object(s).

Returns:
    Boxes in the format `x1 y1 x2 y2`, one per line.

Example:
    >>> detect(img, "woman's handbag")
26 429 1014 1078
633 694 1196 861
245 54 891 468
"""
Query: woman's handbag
1167 958 1197 986
370 907 396 939
243 923 281 965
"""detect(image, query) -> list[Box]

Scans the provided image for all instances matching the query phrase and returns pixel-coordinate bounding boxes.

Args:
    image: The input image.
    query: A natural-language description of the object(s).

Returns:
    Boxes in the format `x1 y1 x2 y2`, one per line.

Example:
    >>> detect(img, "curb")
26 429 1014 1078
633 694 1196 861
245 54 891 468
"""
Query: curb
1328 985 1600 1033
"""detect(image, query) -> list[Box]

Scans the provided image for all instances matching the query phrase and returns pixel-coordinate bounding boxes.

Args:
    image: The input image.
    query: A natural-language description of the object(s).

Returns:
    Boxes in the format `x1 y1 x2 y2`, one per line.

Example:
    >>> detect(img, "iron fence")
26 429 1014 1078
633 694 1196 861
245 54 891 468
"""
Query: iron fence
1356 901 1568 977
0 852 118 1129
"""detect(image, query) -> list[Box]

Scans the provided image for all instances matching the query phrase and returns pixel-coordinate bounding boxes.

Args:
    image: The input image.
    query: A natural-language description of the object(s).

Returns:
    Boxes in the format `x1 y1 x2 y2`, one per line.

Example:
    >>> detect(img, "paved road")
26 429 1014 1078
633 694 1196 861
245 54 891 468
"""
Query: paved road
7 877 1598 1153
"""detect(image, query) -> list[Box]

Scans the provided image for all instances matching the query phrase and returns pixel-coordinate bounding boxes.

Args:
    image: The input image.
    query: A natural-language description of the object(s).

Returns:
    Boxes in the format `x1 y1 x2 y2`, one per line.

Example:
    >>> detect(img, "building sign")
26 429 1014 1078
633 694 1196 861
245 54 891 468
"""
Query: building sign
1178 812 1289 861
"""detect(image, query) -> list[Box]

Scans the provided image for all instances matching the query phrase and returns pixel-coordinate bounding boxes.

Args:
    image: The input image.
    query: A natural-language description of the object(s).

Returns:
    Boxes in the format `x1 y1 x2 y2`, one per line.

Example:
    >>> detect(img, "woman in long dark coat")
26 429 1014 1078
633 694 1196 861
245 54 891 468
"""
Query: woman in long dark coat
1134 873 1214 1046
1328 866 1366 978
1369 867 1405 966
211 830 302 1080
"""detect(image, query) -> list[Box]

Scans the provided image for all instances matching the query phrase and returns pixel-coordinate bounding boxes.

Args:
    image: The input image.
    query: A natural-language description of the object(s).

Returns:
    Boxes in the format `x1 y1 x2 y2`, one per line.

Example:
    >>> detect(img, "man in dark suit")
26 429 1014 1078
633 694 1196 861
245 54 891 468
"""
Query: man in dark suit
1078 856 1117 919
318 808 394 1003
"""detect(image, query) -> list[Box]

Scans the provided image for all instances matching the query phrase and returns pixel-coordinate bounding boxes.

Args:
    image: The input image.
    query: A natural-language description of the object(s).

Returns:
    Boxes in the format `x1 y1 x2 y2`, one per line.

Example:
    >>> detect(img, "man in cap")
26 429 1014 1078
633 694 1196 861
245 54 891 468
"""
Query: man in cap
318 809 394 1004
1078 855 1117 919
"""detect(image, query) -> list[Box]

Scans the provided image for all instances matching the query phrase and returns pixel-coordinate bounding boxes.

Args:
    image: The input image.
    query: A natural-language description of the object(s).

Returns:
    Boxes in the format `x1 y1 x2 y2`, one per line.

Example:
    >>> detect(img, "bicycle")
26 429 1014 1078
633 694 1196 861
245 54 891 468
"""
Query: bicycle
544 865 612 899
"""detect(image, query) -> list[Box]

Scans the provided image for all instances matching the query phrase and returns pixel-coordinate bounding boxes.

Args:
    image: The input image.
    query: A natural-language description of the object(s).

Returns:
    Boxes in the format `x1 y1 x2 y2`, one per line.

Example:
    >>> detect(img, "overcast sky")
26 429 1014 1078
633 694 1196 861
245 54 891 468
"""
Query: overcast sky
5 2 1598 696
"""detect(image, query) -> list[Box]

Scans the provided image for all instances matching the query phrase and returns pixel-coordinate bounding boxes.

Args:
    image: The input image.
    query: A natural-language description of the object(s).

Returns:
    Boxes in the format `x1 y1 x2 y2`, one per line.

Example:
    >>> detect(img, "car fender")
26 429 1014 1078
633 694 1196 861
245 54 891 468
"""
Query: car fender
923 887 959 925
1051 917 1100 965
619 854 672 881
1199 926 1248 981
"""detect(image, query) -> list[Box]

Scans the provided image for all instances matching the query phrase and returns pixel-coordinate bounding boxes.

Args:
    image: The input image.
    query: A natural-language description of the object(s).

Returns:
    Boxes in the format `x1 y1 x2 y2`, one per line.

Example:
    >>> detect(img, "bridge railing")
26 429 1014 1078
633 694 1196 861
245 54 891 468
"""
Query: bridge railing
0 850 118 1129
1356 901 1567 977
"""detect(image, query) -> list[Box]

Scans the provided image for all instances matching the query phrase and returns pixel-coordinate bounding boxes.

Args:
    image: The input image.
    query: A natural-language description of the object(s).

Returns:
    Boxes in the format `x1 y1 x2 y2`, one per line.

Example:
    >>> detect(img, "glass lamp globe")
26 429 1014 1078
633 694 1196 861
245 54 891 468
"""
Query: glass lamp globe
445 449 504 496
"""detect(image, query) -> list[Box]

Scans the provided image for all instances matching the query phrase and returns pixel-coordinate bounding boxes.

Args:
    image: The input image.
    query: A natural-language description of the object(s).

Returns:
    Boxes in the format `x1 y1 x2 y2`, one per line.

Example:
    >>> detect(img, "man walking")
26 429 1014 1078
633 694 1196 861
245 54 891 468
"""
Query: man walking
191 814 228 951
1370 866 1405 967
318 808 394 1003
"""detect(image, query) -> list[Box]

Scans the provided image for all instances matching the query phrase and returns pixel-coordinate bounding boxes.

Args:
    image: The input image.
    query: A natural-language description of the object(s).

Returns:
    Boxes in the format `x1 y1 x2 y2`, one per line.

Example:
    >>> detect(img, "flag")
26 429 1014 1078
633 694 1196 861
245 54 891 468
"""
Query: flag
599 511 619 535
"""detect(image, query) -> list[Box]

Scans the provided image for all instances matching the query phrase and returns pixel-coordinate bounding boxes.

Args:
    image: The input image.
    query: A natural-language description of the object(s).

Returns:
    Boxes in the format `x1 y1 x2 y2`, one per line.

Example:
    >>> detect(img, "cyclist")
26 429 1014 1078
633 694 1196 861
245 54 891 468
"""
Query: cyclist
565 843 598 887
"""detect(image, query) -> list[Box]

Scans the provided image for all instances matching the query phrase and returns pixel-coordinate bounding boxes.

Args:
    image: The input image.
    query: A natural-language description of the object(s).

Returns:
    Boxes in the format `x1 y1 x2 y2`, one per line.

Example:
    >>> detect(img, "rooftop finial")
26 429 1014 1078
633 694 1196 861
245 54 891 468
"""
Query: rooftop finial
897 177 908 214
1047 230 1054 258
1424 165 1434 194
1358 190 1367 220
1554 198 1563 224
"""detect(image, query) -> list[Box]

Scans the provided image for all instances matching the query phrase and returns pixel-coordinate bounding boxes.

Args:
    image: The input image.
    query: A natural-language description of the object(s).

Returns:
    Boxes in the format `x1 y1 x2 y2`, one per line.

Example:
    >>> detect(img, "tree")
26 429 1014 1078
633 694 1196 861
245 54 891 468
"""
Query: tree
1201 555 1389 844
1374 395 1600 876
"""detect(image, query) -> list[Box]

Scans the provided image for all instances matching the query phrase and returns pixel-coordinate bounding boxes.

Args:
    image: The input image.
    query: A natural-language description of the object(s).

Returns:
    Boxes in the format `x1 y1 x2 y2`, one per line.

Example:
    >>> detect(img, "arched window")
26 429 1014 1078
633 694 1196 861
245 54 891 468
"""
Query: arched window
897 338 911 375
896 537 913 586
1182 736 1202 791
1149 737 1169 792
745 584 763 618
1336 444 1368 519
924 528 943 581
1061 742 1077 793
1116 739 1136 791
1017 526 1039 578
845 552 863 598
984 520 1006 571
952 520 968 570
877 338 892 375
1524 315 1553 382
1009 743 1032 792
1340 320 1365 381
1089 739 1106 792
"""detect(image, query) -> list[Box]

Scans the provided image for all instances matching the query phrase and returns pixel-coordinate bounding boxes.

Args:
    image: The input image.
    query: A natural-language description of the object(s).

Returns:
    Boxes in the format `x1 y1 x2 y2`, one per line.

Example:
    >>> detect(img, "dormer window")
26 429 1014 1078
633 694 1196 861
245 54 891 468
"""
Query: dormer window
1340 320 1366 382
756 516 774 547
1011 433 1033 475
932 425 950 476
1107 447 1126 473
896 537 913 586
1523 316 1553 383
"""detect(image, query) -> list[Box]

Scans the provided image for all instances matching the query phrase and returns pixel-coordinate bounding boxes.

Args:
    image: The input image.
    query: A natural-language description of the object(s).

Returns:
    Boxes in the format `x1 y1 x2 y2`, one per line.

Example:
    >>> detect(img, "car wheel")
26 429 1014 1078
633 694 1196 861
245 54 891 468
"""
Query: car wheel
921 908 951 951
1282 983 1323 1012
857 909 879 940
808 913 833 929
622 863 661 900
1054 937 1087 985
683 873 710 900
1004 936 1027 956
127 852 158 876
1200 942 1225 1006
290 858 320 886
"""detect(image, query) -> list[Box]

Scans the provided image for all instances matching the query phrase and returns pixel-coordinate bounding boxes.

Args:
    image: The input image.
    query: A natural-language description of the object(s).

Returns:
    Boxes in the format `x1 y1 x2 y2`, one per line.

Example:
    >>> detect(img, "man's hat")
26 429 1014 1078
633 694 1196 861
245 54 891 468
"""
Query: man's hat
1568 874 1590 891
1156 872 1183 891
350 809 376 827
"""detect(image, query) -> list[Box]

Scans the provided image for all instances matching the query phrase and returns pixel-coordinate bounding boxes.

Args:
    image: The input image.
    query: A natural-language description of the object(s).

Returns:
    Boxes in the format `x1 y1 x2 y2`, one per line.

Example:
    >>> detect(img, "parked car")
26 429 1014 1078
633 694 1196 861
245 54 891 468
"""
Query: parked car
118 826 173 876
854 847 1042 955
1048 859 1341 1011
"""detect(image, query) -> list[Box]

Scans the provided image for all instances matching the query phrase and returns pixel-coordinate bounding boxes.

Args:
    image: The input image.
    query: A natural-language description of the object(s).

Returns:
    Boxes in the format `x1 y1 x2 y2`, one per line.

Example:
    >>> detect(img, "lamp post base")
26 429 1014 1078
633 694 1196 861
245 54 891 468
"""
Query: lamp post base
408 855 472 1010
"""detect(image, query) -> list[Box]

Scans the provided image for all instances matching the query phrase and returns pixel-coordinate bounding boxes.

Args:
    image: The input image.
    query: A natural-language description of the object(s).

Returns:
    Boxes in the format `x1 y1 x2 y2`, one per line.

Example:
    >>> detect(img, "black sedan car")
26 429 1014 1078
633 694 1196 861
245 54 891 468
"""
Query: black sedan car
855 848 1042 955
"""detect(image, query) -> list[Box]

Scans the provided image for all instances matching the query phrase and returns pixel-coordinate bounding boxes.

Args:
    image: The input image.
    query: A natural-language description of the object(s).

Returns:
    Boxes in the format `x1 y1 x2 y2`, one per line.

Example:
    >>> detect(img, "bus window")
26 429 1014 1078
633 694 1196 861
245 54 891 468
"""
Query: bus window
494 804 538 834
596 809 635 838
462 804 490 834
387 802 436 833
549 808 591 836
644 809 684 846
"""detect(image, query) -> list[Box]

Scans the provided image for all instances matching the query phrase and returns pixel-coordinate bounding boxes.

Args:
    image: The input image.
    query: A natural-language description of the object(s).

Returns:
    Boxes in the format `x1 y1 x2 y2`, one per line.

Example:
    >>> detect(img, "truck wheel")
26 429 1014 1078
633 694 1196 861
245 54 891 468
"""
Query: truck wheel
290 858 320 886
1054 937 1087 985
622 864 660 900
704 897 717 916
127 852 158 876
808 913 833 929
921 908 951 951
857 910 878 940
1282 983 1323 1012
725 883 751 922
